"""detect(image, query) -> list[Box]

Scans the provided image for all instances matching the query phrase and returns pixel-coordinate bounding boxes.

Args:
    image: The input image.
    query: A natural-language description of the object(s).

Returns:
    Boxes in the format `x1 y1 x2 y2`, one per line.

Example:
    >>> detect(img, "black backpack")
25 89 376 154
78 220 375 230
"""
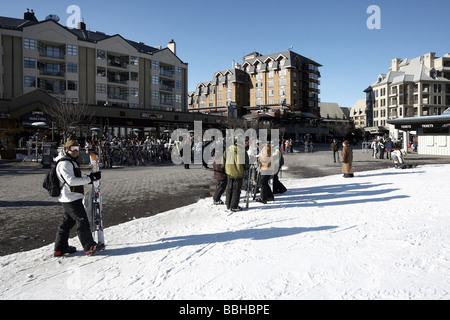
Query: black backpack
43 159 75 197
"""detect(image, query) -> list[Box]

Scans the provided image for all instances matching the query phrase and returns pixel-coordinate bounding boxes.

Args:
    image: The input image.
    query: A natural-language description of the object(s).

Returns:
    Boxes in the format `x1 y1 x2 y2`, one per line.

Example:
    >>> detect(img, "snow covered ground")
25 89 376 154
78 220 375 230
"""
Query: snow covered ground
1 164 450 300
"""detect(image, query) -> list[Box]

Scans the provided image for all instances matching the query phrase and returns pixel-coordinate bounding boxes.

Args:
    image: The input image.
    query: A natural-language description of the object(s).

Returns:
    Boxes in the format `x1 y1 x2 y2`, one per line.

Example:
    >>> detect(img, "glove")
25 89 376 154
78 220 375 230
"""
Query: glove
89 171 101 183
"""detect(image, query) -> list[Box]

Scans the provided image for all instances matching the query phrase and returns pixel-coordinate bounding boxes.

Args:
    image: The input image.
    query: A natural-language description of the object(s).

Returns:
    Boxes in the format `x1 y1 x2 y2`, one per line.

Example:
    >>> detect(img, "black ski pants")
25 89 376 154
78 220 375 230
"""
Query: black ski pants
226 177 243 210
55 199 95 252
259 174 274 201
213 179 227 202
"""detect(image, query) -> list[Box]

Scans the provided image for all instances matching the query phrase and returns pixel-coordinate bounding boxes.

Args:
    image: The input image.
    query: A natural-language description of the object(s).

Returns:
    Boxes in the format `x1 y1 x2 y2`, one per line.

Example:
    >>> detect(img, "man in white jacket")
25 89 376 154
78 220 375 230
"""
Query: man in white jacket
54 140 102 256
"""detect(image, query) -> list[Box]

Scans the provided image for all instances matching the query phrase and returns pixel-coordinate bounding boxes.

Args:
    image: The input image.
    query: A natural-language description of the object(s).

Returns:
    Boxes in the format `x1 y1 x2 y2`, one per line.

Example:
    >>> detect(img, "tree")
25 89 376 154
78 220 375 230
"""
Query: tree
44 101 94 142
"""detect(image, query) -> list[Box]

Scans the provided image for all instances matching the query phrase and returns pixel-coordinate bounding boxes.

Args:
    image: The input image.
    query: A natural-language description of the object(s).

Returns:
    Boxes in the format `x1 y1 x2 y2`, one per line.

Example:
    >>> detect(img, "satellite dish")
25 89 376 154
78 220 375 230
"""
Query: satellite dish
45 14 60 22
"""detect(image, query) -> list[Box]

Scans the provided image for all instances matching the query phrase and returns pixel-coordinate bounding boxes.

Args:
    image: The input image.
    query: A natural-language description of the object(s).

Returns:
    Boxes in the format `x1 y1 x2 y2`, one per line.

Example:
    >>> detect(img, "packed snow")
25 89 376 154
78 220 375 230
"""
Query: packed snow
1 164 450 300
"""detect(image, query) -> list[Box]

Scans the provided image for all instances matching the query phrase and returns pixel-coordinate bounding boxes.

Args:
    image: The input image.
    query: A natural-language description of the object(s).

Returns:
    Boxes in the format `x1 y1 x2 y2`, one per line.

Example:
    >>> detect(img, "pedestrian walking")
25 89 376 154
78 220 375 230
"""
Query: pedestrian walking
342 140 354 178
53 140 103 256
371 139 378 159
379 139 385 159
331 139 340 163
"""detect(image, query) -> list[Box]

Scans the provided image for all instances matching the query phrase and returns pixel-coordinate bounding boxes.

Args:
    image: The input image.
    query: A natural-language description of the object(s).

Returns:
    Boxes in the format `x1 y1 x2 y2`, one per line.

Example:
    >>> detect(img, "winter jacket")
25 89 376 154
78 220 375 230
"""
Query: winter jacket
55 152 91 203
341 145 354 174
222 144 249 179
213 158 227 181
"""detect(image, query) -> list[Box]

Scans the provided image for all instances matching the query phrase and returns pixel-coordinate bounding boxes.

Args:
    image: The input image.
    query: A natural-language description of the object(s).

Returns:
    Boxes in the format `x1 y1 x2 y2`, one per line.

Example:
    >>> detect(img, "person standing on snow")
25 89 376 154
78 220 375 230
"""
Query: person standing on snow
53 140 103 256
212 148 227 205
222 137 249 212
255 142 274 204
342 140 354 178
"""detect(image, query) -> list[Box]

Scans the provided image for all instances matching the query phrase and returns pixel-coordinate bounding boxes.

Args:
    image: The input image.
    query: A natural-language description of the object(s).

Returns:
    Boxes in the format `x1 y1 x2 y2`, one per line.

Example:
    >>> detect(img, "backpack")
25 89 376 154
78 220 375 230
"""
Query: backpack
43 159 75 197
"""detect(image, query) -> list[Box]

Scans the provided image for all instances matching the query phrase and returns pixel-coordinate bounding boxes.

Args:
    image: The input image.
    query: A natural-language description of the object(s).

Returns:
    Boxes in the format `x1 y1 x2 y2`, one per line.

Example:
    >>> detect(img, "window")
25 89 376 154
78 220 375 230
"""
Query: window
152 90 160 100
152 61 159 70
268 71 274 79
67 80 78 91
67 62 78 73
131 72 139 81
130 56 138 66
97 67 106 77
24 57 36 69
67 45 78 56
24 76 36 87
268 81 274 88
152 76 159 85
130 88 139 97
268 90 274 97
97 83 106 94
176 94 182 103
176 67 182 75
97 50 106 60
24 38 35 50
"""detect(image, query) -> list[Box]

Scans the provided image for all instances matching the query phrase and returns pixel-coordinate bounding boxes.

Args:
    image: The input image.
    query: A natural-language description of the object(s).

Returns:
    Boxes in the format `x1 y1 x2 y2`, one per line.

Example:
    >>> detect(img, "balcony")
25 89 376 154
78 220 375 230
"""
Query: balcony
107 54 129 69
38 61 65 78
107 71 129 85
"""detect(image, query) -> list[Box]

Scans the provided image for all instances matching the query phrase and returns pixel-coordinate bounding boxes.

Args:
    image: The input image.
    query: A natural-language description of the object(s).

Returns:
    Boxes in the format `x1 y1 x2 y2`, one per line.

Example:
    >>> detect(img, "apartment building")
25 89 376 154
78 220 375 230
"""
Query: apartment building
189 50 322 118
369 52 450 135
188 66 250 116
0 10 188 111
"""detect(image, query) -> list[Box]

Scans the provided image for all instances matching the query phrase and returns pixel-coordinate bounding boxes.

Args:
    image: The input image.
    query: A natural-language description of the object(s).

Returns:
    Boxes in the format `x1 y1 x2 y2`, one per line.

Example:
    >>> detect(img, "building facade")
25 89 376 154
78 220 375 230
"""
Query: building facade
188 66 250 116
189 50 322 118
369 52 450 137
1 10 188 112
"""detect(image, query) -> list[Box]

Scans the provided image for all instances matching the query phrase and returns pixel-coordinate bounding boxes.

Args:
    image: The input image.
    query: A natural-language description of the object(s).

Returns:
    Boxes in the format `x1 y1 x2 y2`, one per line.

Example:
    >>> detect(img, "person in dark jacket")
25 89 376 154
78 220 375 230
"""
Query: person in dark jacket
331 139 340 163
212 149 227 205
384 138 394 160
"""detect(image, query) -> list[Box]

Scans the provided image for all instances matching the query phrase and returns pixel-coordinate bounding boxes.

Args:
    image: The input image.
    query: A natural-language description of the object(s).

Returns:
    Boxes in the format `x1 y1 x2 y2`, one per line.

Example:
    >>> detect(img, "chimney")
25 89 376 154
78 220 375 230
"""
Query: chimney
424 52 436 68
77 18 86 31
24 9 38 22
168 39 176 55
391 58 401 72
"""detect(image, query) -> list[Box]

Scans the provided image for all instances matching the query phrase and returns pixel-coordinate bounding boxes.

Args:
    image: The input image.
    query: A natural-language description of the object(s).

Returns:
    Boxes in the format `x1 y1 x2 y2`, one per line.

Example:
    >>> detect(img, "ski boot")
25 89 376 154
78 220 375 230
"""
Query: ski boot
54 246 77 257
85 242 105 256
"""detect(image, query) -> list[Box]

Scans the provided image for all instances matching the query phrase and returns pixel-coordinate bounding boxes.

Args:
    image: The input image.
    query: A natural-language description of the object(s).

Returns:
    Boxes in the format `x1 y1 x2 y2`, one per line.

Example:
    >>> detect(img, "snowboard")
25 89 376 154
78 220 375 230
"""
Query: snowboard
89 153 105 249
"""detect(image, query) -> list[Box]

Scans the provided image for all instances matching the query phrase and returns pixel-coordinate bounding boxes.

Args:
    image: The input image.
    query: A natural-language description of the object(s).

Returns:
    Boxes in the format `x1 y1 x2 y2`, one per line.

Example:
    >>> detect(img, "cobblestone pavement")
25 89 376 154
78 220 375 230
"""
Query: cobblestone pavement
1 144 449 256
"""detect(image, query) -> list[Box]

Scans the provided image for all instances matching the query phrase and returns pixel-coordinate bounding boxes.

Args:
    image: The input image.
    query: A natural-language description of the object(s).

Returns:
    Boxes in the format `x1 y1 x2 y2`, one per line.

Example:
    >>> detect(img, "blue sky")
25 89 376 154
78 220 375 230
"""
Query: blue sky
2 0 450 108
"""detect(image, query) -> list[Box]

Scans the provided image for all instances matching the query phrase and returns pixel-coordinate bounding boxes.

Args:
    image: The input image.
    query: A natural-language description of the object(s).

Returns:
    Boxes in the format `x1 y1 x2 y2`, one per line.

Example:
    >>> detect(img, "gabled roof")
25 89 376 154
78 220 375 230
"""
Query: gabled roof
372 55 450 87
0 14 161 57
242 50 322 68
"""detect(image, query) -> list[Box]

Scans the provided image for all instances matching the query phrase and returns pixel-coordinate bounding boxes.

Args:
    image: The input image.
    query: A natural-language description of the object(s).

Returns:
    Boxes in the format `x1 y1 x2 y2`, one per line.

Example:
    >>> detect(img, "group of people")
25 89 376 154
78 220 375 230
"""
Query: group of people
211 137 286 212
370 138 395 160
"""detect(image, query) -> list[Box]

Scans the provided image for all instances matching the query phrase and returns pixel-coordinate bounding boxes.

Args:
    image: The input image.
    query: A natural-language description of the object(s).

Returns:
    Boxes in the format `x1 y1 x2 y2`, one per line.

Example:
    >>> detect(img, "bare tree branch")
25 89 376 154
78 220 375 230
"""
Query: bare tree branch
44 100 94 141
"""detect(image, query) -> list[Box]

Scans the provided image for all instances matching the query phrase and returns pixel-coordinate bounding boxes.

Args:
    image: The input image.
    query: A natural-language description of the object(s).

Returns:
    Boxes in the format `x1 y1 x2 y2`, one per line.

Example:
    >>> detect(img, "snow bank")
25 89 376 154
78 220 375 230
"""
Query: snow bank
1 164 450 300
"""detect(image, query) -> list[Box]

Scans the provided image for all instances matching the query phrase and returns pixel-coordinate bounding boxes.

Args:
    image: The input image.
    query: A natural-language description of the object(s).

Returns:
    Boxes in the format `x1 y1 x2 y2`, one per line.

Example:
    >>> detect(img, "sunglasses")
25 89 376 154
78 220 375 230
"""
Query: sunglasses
68 146 80 152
